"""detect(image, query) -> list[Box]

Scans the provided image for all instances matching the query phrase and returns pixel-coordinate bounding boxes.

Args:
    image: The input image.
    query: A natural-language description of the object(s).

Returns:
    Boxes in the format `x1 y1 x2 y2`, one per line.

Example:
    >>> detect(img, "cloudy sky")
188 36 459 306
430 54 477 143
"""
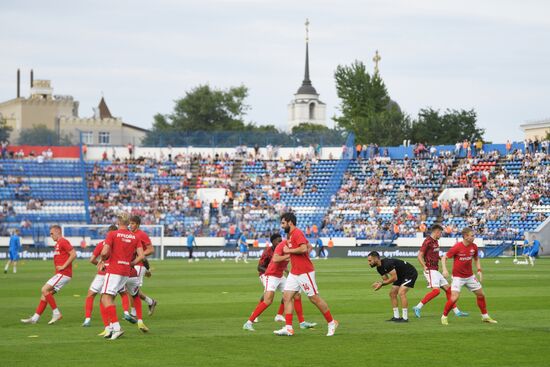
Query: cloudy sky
1 0 549 143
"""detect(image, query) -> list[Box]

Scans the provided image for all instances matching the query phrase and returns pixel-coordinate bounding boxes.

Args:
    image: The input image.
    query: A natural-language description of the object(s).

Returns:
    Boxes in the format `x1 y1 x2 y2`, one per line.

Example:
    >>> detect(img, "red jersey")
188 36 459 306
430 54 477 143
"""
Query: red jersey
257 245 274 276
93 241 109 276
446 241 478 278
104 229 141 276
54 237 74 277
420 236 440 271
287 228 314 275
134 229 152 266
265 240 289 278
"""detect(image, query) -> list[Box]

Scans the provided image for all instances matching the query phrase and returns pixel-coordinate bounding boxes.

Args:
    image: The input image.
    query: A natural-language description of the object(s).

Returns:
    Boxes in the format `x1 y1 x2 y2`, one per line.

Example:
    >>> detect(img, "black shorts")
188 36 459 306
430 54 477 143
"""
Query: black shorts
393 272 418 288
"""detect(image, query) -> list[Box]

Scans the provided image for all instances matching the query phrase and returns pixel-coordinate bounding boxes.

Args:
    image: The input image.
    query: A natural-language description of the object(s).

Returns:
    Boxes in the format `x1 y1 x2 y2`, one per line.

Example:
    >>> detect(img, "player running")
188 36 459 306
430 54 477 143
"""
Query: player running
82 224 118 329
4 229 21 274
235 231 249 263
368 251 418 322
440 227 497 325
21 225 76 325
274 213 338 337
314 236 326 260
129 216 158 320
413 224 468 318
526 235 542 266
243 233 317 331
97 213 145 340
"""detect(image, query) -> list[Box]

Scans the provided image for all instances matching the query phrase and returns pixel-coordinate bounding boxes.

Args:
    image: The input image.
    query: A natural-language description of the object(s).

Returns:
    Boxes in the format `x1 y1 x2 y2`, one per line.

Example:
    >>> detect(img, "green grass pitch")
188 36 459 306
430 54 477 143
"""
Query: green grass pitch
1 258 549 367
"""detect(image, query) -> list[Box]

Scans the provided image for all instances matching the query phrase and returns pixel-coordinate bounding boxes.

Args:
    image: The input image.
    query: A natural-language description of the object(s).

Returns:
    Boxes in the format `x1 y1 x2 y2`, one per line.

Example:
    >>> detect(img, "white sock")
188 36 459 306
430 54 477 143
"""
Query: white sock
482 313 489 319
144 296 153 306
246 320 253 325
31 313 40 321
112 321 121 331
13 266 16 273
130 307 136 316
52 308 60 315
402 309 408 320
452 307 461 315
415 302 423 309
328 320 335 327
286 325 293 331
84 317 91 323
393 308 399 318
124 310 130 316
4 263 8 271
138 318 143 323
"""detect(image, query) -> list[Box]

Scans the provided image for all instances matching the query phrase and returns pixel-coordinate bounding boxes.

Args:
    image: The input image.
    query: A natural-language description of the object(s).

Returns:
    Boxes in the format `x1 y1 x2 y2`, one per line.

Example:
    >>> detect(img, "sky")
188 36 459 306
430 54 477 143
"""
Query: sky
1 0 549 143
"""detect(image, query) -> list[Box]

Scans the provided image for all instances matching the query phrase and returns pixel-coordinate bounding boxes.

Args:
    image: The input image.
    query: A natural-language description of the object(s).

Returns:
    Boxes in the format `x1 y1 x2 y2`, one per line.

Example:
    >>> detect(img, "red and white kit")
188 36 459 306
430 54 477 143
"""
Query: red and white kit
46 237 74 292
89 240 108 293
283 228 318 297
420 236 448 288
446 241 482 292
262 240 290 292
101 229 141 296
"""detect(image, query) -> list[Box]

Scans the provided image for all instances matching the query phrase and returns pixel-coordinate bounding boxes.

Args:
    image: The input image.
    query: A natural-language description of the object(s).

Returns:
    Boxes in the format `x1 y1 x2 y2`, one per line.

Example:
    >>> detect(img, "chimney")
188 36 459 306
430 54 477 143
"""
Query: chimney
17 69 20 98
30 69 34 88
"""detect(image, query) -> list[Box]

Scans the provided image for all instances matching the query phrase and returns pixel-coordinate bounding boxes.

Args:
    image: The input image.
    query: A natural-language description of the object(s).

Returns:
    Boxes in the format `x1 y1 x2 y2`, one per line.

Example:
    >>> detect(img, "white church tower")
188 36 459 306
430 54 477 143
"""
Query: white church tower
287 19 326 131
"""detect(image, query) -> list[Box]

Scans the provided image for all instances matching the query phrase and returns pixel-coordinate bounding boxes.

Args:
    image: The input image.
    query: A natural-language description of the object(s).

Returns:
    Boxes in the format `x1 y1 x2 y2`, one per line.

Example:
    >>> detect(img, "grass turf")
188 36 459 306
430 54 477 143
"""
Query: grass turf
1 258 549 367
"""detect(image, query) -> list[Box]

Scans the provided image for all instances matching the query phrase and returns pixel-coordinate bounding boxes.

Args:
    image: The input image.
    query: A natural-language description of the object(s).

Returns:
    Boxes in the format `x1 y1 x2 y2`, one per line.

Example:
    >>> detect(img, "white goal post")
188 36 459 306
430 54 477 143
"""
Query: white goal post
61 224 165 260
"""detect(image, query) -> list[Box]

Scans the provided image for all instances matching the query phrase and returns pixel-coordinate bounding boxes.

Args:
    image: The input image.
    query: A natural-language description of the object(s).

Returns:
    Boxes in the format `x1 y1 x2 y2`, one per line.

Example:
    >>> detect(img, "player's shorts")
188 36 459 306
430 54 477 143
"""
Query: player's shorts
284 271 319 297
125 276 140 296
9 251 19 261
451 275 482 292
423 269 449 288
134 265 146 287
259 274 266 286
393 272 417 288
529 250 539 257
101 273 129 296
89 274 106 294
263 275 286 293
46 273 72 292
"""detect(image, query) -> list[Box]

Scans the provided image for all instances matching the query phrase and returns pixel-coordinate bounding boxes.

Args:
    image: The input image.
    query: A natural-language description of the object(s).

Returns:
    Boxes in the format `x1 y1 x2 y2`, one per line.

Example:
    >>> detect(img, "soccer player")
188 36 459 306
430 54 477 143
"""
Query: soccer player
413 224 468 318
187 231 197 262
97 213 145 340
274 213 338 337
527 235 542 266
82 224 118 329
21 225 76 325
440 227 497 325
243 233 316 331
235 231 249 263
314 236 326 259
129 216 158 324
4 229 21 274
368 251 418 322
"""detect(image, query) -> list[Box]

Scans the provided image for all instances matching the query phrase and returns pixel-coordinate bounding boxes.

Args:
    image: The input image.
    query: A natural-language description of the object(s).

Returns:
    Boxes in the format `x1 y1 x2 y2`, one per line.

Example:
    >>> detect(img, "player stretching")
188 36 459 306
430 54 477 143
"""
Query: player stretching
243 233 316 331
97 213 145 339
274 213 338 337
4 229 21 274
413 224 468 318
235 231 249 263
368 251 418 322
82 225 118 329
129 216 158 320
440 227 497 325
21 225 76 324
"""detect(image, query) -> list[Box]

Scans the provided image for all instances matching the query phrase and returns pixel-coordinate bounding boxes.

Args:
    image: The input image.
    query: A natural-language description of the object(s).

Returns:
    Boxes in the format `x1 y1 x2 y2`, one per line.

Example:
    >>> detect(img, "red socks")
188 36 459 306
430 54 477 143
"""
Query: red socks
99 303 109 326
120 292 130 312
323 310 334 323
443 299 456 316
476 296 487 314
35 300 47 315
85 296 94 318
249 301 269 322
294 299 305 323
107 305 118 323
420 288 441 305
444 287 452 300
45 293 57 310
285 313 293 327
133 295 143 320
277 302 285 315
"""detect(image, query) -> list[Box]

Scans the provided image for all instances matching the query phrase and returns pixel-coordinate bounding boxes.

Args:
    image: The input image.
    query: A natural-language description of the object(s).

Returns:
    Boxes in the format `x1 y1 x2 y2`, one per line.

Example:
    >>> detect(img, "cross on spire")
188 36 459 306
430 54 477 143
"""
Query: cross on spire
373 50 381 75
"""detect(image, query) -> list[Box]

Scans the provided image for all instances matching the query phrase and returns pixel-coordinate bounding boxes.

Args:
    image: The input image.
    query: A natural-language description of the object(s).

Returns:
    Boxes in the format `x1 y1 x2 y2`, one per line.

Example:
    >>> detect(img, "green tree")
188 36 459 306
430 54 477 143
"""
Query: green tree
409 108 484 145
0 117 12 142
17 125 73 146
333 60 408 145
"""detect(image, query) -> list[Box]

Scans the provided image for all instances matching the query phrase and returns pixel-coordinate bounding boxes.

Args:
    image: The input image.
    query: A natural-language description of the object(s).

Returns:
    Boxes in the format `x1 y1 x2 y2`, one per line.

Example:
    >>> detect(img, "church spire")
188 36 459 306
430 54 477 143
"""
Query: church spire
297 18 317 95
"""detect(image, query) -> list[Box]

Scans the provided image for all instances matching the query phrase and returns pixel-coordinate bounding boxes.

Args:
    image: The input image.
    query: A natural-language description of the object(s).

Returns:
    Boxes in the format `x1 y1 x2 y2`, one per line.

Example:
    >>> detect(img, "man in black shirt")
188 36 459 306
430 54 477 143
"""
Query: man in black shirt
368 251 418 322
